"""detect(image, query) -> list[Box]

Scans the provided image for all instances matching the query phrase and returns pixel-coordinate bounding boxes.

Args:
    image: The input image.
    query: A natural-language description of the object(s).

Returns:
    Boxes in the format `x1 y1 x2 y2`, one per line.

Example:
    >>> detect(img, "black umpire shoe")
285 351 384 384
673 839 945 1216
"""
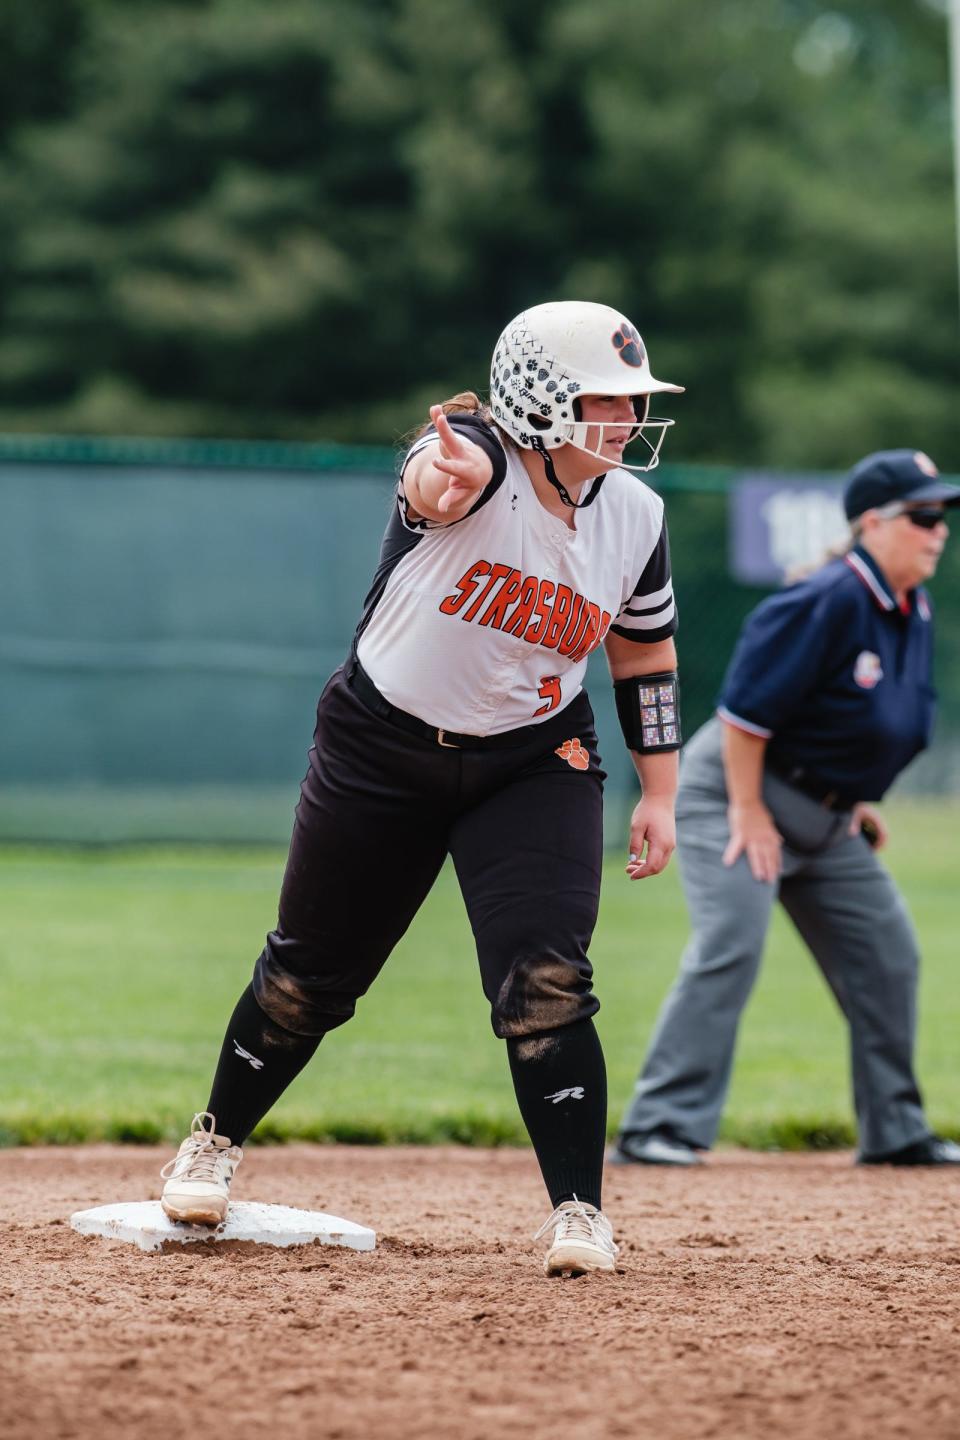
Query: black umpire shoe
609 1130 701 1167
857 1135 960 1166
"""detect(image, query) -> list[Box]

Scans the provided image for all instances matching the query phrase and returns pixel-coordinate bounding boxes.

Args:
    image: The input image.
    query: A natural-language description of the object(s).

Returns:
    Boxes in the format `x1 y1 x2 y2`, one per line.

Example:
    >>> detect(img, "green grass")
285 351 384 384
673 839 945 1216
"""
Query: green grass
1 802 957 1148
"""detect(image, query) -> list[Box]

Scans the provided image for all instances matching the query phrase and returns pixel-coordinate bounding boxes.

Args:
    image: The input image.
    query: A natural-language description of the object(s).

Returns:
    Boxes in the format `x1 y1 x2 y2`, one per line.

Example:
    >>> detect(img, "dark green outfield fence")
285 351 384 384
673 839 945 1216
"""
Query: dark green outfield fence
3 435 959 845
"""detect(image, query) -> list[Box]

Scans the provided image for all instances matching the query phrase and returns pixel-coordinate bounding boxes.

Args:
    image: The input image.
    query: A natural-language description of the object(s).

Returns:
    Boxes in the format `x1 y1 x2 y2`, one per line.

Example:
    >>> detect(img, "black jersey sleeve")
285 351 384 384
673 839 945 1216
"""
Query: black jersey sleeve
610 515 678 644
398 414 507 531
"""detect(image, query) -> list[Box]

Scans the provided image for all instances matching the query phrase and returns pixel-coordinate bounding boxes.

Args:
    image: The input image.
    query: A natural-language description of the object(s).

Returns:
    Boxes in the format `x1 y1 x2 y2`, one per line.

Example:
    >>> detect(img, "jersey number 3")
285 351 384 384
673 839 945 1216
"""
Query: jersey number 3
534 676 561 717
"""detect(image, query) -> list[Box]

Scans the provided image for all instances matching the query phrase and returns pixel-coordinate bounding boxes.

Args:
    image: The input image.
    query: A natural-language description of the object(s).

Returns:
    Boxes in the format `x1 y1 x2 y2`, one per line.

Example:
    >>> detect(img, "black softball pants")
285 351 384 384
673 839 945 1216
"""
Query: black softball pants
252 665 606 1041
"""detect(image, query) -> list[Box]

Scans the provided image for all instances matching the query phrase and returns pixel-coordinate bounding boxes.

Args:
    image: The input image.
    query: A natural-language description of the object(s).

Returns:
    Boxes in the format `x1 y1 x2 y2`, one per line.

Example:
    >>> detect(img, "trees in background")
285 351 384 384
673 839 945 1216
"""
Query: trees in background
0 0 956 463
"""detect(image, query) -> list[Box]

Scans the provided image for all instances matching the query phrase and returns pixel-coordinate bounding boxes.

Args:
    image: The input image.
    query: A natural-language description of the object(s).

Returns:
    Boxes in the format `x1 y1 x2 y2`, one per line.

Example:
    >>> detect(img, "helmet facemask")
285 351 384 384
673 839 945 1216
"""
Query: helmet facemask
564 394 673 473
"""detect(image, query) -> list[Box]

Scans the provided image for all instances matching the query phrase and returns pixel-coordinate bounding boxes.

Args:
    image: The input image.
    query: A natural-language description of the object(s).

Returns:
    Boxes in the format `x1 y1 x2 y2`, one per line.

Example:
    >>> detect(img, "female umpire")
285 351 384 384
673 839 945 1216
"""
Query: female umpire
614 449 960 1169
159 301 685 1275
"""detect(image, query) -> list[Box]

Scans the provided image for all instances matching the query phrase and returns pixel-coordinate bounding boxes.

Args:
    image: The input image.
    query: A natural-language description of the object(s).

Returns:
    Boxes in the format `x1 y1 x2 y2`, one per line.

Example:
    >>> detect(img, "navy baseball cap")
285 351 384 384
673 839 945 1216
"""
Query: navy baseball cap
843 449 960 521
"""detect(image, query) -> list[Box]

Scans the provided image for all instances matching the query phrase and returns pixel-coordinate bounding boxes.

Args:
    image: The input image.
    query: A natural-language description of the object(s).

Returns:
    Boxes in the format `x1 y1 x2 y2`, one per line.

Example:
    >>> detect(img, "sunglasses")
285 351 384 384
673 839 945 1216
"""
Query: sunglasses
900 506 947 530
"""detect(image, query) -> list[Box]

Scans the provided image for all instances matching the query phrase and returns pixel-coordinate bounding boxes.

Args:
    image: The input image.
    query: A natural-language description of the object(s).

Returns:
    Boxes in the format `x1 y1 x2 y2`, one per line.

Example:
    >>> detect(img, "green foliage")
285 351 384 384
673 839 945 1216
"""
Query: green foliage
0 0 88 140
0 0 955 459
1 810 957 1148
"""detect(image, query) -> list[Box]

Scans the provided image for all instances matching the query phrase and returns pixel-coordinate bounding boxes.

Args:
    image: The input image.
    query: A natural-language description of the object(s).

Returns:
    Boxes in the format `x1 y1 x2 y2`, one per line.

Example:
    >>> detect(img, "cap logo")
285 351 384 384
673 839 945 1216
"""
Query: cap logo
612 322 646 368
913 451 938 478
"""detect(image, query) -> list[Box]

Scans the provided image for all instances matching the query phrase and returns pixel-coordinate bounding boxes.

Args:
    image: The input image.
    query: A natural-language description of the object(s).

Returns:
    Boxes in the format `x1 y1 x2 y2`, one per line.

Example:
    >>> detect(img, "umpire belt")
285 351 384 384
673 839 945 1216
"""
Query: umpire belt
345 659 547 751
766 754 855 812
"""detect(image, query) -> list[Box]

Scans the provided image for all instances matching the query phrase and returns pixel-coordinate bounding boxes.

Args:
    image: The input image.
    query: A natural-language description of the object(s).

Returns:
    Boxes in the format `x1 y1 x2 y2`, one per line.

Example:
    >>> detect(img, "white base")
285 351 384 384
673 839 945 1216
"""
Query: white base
70 1200 376 1254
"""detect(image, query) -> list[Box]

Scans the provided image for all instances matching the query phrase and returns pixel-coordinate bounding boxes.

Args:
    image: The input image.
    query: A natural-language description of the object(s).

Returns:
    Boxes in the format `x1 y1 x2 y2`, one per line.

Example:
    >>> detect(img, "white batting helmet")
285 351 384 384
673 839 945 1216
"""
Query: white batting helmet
490 301 684 470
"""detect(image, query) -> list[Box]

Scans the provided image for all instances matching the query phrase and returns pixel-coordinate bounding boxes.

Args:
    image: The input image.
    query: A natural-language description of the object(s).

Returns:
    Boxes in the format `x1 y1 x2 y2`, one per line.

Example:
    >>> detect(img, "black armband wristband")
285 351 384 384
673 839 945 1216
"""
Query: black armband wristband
614 671 681 753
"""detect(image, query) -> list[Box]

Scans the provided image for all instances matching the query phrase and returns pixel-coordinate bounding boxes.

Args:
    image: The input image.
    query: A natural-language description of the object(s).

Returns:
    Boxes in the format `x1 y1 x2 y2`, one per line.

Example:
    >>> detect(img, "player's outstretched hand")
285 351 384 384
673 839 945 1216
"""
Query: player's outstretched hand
723 800 782 883
429 405 493 514
625 795 676 880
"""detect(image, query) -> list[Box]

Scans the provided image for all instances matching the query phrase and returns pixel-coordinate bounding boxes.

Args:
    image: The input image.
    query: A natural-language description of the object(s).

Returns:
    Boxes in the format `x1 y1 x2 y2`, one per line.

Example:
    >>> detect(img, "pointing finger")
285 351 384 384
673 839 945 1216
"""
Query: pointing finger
430 406 464 457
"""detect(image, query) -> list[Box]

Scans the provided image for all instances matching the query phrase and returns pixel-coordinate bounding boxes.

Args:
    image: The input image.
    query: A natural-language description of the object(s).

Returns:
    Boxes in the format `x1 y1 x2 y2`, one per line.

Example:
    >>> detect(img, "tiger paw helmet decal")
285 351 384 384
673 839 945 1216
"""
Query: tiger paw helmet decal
556 738 590 771
612 322 646 367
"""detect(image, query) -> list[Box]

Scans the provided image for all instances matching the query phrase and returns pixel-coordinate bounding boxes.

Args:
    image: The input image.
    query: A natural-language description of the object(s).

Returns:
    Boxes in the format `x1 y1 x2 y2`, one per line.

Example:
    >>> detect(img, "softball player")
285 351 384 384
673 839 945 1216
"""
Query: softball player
614 450 960 1169
160 301 685 1274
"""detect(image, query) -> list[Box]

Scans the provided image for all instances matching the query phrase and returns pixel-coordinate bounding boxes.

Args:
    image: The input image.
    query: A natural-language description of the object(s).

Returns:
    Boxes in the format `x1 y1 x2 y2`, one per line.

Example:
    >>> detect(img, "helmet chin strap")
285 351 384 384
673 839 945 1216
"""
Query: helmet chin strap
531 438 593 509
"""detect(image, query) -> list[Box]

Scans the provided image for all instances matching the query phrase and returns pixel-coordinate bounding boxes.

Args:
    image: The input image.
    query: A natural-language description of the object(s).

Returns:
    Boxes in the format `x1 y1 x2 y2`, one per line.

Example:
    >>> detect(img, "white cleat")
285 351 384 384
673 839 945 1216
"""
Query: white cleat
160 1112 243 1226
534 1197 619 1277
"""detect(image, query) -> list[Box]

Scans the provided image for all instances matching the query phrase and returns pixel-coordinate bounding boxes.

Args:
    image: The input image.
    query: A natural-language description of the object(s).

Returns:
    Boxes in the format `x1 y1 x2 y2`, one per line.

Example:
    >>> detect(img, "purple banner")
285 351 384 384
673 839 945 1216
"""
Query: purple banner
730 474 847 585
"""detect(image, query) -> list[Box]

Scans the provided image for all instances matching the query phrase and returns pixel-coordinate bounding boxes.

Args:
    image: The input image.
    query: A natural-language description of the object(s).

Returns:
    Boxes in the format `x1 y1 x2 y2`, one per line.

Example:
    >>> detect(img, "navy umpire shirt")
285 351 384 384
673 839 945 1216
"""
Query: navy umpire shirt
717 545 935 805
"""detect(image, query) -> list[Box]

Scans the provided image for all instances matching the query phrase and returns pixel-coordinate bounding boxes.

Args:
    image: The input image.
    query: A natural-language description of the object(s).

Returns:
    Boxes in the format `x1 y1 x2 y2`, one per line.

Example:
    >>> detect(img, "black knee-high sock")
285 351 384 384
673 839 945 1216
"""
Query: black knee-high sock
506 1018 607 1210
205 984 322 1145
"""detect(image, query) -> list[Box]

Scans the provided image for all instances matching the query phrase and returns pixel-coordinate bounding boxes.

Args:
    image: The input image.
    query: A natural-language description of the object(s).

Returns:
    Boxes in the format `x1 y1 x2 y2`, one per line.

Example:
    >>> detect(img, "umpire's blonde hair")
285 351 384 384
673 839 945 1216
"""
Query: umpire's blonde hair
783 531 856 584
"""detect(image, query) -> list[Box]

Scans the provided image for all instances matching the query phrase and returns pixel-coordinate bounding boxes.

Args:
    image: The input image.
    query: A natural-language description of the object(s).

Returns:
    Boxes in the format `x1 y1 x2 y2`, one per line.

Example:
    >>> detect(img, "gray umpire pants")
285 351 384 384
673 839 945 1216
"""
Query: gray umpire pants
619 718 931 1158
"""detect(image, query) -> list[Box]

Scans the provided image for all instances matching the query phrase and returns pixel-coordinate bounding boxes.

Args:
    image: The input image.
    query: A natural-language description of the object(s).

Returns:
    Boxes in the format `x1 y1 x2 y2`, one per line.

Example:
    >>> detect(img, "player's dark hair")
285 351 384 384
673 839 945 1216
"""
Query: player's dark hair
436 391 491 422
399 391 504 451
414 391 493 439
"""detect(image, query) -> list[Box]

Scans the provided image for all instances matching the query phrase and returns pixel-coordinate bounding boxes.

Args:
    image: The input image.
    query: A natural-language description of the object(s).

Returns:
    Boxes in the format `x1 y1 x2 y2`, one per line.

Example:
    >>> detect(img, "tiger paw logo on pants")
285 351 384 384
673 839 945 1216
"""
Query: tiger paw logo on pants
556 738 589 770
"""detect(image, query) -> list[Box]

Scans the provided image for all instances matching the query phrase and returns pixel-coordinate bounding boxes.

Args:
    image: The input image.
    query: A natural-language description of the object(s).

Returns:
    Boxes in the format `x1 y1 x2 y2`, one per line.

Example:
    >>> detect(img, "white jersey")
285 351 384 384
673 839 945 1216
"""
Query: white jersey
354 415 677 736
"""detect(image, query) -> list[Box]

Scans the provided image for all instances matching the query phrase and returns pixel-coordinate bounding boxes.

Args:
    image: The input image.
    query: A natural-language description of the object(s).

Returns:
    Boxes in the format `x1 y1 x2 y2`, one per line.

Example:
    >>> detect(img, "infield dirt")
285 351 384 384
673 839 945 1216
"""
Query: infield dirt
3 1145 958 1440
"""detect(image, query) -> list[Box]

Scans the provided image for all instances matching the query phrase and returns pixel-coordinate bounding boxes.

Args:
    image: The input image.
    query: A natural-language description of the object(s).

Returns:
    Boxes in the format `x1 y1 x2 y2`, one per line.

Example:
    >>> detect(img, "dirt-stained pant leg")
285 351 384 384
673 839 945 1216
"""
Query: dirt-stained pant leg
449 740 604 1039
253 671 453 1036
